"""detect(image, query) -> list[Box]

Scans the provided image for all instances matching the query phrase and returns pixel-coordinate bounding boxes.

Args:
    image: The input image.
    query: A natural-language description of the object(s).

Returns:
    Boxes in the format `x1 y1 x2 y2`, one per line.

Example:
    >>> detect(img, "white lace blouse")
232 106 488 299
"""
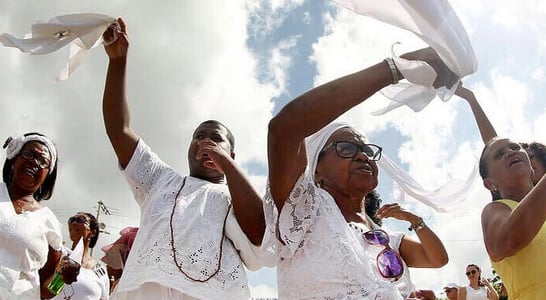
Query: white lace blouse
113 139 261 300
0 182 62 299
264 174 404 299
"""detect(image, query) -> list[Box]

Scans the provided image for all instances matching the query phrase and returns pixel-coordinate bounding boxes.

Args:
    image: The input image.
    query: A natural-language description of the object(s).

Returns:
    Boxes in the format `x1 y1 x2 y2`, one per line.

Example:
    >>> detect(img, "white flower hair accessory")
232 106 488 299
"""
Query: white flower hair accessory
4 134 57 174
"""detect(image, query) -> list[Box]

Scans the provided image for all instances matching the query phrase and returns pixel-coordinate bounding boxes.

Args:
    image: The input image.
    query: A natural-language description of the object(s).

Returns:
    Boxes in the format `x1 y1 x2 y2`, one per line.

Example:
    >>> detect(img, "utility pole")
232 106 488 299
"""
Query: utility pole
92 200 112 255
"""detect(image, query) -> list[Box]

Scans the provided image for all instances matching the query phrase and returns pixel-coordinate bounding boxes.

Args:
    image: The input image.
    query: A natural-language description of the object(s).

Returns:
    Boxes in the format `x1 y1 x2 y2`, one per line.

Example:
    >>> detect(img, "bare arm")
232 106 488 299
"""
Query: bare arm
377 203 448 268
102 18 139 168
268 48 458 211
457 286 467 300
482 174 546 261
39 247 62 299
483 279 499 300
197 140 265 245
455 85 497 144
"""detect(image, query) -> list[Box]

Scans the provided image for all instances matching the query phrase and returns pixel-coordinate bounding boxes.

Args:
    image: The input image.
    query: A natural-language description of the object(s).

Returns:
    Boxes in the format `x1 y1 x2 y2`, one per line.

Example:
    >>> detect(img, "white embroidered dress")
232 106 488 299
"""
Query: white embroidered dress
112 139 260 300
265 175 404 299
0 182 63 300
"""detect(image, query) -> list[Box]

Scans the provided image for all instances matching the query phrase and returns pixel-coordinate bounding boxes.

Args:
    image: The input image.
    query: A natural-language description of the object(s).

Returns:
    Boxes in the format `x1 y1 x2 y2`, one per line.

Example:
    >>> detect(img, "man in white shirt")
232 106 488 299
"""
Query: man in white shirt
101 18 268 300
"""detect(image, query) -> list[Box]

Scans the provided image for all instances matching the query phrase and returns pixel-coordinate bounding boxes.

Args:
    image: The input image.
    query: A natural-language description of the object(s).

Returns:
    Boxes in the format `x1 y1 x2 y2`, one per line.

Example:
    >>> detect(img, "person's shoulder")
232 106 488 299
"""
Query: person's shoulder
93 262 108 278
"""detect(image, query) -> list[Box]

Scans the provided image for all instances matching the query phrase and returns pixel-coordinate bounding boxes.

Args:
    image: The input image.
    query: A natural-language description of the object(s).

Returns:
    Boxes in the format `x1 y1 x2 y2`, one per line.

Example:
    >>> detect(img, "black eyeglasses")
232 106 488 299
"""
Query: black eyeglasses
20 149 51 169
69 215 90 227
465 270 477 276
321 141 382 161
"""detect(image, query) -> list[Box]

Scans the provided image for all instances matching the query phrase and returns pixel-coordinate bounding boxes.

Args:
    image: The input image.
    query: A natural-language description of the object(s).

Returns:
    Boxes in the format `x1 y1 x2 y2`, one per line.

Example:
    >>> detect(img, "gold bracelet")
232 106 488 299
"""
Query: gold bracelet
408 217 426 232
384 57 399 84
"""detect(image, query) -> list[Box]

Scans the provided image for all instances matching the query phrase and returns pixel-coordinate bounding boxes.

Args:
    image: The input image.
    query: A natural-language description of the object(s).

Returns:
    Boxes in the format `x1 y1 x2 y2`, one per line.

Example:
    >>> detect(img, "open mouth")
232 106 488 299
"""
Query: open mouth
508 156 522 167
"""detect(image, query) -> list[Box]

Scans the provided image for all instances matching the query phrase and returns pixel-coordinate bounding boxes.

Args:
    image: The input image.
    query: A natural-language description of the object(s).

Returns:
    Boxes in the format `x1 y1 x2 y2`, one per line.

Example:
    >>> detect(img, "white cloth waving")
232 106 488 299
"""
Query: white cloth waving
0 13 116 80
331 0 478 114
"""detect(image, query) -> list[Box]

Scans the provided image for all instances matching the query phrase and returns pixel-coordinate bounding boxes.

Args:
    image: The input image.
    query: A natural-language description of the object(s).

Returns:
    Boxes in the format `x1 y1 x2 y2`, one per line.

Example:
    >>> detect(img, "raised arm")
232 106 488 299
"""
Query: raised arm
268 48 458 211
102 18 139 168
455 85 497 144
196 139 265 245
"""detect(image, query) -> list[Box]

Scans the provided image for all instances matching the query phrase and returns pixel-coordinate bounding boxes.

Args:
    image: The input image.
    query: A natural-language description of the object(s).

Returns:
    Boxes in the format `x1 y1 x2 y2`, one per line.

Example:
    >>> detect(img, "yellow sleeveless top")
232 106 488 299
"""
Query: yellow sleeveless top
491 199 546 299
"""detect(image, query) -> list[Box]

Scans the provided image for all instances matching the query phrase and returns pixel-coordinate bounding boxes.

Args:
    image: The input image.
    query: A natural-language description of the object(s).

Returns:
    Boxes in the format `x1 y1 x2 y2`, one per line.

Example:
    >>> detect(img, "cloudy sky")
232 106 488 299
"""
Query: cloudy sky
1 0 545 297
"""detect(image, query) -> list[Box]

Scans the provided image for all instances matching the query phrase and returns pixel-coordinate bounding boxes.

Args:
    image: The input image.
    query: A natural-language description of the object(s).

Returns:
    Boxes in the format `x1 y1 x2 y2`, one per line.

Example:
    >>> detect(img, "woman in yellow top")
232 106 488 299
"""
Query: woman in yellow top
457 85 546 298
478 136 546 299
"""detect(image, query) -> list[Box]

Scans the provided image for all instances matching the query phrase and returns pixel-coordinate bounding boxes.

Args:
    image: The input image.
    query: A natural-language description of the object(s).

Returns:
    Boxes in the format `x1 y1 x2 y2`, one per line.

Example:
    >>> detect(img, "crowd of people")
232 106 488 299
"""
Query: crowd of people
0 13 544 300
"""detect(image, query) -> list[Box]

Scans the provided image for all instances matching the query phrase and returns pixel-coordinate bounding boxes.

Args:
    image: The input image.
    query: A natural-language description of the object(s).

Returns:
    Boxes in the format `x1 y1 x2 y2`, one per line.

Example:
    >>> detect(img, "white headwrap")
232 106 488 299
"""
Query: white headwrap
4 134 57 174
305 122 478 212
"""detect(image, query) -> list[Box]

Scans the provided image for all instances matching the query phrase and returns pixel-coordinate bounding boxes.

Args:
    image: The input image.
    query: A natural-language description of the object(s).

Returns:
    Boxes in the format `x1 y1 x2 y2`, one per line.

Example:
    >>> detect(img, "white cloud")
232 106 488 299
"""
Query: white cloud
0 0 276 258
249 283 278 298
267 35 300 95
3 0 546 296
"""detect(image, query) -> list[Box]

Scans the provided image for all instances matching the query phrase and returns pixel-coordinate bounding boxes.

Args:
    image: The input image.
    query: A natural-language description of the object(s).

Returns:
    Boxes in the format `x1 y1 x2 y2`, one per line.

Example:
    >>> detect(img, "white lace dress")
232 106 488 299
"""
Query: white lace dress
0 182 63 300
111 139 262 300
263 174 404 299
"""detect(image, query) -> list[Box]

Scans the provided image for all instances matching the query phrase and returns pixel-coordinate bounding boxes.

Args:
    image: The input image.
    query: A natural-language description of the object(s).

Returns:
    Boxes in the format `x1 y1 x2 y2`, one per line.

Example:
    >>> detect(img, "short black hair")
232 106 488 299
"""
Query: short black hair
2 132 58 201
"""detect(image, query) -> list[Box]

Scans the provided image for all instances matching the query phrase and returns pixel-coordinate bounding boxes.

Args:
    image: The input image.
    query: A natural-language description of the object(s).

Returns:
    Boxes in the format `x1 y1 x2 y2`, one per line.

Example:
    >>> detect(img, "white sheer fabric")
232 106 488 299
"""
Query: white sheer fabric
0 13 116 80
0 182 62 300
331 0 478 115
112 139 260 300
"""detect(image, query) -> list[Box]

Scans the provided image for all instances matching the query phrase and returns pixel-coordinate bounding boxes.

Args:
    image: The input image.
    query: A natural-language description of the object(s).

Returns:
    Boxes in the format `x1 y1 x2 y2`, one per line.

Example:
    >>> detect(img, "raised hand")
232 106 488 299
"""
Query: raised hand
103 17 129 59
195 139 232 174
401 47 459 89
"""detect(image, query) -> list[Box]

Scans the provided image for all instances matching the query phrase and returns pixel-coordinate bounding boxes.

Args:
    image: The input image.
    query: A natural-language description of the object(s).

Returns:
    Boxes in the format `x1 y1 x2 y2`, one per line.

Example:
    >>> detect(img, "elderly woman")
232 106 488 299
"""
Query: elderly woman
479 137 546 299
52 212 109 300
0 132 78 299
266 48 453 299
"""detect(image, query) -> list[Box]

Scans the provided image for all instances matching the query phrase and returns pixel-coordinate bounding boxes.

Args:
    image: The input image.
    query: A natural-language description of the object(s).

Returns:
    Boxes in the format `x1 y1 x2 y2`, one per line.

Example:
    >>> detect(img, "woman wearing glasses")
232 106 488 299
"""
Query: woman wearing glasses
52 212 109 300
265 47 453 299
458 264 498 300
0 133 79 299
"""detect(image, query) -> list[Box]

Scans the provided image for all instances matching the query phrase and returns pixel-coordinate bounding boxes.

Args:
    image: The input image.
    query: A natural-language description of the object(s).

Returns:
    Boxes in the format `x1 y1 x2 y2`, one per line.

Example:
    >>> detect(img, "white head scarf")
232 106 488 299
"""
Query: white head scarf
4 134 57 174
305 122 352 183
304 121 477 212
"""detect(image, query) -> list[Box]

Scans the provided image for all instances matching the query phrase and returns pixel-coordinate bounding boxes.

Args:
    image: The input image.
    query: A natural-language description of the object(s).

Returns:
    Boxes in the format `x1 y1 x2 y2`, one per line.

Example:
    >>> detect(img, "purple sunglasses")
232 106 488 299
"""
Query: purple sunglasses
362 229 404 280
